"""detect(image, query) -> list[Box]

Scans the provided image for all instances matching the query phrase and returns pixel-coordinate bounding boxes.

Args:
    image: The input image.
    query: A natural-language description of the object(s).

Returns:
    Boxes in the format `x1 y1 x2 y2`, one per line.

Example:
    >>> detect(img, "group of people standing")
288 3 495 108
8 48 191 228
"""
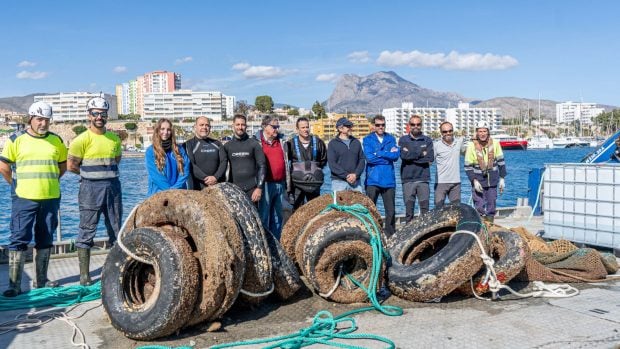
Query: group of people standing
0 96 507 296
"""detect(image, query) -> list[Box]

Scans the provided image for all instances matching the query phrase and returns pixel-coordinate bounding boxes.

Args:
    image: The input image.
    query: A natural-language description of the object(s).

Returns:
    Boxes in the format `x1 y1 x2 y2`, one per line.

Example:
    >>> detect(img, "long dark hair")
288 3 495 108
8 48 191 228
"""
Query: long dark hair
152 118 184 174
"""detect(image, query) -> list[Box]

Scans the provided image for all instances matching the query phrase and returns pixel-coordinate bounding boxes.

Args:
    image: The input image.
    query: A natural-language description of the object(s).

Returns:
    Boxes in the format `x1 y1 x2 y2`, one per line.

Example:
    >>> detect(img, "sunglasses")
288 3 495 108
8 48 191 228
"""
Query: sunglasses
441 129 454 134
374 123 385 127
409 123 421 127
269 124 280 129
90 111 108 118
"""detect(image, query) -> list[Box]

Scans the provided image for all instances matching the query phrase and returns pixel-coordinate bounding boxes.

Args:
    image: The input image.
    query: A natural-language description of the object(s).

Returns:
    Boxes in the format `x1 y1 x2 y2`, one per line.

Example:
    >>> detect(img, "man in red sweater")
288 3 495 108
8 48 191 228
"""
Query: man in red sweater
255 115 289 239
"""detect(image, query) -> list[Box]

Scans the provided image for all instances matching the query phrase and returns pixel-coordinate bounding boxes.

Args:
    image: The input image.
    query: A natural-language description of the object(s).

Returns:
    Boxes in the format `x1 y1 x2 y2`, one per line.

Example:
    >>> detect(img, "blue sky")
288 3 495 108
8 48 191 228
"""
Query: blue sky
1 0 619 108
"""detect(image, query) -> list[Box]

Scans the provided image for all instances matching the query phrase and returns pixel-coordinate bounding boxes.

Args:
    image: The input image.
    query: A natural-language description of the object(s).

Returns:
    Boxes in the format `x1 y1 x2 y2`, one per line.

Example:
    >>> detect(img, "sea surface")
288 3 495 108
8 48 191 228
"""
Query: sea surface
0 147 595 244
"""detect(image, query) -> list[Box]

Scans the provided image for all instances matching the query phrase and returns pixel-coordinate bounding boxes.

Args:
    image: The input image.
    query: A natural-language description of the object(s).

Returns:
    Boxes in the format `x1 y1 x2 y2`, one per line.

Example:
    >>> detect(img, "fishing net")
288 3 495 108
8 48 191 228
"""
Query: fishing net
493 226 617 282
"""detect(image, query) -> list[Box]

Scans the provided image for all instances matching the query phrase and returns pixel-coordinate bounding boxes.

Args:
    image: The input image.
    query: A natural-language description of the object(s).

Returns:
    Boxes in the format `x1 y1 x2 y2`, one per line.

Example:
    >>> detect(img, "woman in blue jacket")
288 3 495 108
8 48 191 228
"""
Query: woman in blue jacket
145 118 190 196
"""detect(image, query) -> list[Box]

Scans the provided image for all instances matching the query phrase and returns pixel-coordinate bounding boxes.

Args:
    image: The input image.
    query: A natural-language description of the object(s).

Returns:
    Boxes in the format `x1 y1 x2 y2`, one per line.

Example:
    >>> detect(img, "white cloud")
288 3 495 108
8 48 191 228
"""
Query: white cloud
347 51 371 63
377 50 519 70
17 60 36 67
16 70 48 79
113 66 127 73
232 62 251 71
232 62 295 79
174 56 193 65
315 73 338 82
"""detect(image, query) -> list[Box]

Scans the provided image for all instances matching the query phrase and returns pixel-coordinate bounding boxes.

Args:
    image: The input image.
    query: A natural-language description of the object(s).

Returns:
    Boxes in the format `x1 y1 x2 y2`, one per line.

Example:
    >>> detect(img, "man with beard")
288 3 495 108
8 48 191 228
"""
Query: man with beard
68 96 122 286
464 120 507 223
0 102 67 296
286 117 327 210
433 121 463 209
220 114 266 203
184 117 227 189
399 115 434 222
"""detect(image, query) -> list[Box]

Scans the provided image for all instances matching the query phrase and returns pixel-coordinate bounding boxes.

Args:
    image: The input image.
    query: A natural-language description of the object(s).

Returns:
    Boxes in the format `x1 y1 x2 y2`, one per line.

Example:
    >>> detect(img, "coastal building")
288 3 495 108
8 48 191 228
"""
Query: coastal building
141 90 235 121
310 114 371 140
34 92 118 122
382 102 501 137
555 101 604 125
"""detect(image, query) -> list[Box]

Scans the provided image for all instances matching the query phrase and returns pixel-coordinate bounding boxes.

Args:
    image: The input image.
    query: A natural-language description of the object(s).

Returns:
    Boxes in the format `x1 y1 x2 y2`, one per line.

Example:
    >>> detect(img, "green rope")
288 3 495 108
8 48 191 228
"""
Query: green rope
0 281 101 311
210 310 395 349
210 202 402 349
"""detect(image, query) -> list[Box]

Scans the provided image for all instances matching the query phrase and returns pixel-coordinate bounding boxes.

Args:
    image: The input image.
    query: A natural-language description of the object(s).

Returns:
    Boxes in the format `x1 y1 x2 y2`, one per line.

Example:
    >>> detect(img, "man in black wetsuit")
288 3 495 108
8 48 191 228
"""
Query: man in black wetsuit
184 116 227 190
221 114 266 202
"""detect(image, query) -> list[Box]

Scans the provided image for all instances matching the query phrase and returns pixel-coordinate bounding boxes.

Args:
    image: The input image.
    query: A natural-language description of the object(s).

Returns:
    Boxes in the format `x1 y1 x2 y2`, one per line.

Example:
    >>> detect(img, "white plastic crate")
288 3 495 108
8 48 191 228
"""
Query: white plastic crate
543 163 620 249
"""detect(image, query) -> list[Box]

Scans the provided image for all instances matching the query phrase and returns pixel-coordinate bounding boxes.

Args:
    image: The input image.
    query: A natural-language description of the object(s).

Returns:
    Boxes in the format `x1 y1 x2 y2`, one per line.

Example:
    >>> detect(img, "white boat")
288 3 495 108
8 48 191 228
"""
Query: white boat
527 134 554 149
552 136 590 148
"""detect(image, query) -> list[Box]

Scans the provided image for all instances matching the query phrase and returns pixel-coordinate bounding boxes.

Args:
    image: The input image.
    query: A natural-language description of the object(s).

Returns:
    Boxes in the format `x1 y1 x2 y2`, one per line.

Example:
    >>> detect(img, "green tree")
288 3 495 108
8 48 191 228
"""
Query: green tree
312 101 327 119
72 125 87 136
124 122 137 131
287 108 300 116
255 95 274 113
282 105 291 110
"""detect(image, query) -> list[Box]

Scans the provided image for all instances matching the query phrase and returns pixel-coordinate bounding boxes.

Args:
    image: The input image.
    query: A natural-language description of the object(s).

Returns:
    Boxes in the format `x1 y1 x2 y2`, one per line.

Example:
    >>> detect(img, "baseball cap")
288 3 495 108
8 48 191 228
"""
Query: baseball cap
336 117 353 128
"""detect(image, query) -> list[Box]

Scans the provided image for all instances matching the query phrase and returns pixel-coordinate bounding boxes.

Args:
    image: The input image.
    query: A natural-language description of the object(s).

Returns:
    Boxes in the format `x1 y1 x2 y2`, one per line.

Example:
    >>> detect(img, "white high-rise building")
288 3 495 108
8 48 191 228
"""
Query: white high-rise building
556 101 604 125
142 90 235 121
225 95 236 119
382 102 500 137
34 92 118 122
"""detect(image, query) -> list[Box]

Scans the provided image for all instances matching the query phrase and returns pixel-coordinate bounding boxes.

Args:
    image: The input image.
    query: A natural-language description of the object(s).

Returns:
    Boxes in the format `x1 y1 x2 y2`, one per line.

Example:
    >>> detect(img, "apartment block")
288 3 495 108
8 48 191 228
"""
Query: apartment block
310 114 371 140
34 92 118 122
142 90 234 121
556 101 604 125
382 102 501 137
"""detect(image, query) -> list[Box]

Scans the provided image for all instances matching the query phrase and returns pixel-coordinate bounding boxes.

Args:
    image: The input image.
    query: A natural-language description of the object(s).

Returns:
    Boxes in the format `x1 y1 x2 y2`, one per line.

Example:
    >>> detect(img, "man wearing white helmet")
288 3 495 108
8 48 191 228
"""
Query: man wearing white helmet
67 96 122 286
0 101 67 296
463 120 507 223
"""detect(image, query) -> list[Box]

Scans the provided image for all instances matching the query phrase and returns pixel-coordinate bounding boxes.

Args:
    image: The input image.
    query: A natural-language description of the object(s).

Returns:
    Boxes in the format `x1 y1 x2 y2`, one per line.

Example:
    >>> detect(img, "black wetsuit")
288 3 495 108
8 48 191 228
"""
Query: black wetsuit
221 133 266 196
184 137 227 190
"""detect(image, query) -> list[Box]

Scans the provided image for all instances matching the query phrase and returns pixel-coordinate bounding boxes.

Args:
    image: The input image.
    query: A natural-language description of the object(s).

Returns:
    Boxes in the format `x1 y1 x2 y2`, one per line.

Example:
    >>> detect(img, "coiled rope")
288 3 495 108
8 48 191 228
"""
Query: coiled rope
0 281 102 311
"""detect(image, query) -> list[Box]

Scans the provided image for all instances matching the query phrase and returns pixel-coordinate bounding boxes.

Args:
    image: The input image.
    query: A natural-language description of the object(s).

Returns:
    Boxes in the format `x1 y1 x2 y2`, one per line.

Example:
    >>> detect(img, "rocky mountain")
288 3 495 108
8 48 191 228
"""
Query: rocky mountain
325 71 465 114
324 71 617 118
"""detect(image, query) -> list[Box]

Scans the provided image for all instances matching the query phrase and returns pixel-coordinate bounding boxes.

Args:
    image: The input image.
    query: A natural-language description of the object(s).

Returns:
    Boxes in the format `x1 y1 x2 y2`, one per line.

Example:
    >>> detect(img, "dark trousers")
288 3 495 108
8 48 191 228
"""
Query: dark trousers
9 196 60 251
403 181 430 222
472 186 498 217
366 186 396 237
292 186 321 210
434 183 461 209
76 178 122 249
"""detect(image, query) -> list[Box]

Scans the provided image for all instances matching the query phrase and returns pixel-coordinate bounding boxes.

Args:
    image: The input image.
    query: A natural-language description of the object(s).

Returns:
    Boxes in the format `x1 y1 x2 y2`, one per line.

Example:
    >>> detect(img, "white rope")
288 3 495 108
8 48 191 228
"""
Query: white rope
452 230 579 300
239 282 275 298
116 204 152 265
0 301 102 348
319 265 344 298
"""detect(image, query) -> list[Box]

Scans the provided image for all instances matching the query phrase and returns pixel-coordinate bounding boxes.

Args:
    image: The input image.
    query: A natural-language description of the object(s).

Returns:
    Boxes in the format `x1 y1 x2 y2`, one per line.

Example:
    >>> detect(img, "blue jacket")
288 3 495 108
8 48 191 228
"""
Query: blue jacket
146 145 190 196
398 133 434 183
327 136 366 181
363 132 400 188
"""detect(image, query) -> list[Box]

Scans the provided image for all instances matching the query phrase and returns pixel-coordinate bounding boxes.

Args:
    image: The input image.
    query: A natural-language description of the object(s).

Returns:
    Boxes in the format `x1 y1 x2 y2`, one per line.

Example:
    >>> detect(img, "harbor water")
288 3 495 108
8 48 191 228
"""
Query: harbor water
0 147 595 244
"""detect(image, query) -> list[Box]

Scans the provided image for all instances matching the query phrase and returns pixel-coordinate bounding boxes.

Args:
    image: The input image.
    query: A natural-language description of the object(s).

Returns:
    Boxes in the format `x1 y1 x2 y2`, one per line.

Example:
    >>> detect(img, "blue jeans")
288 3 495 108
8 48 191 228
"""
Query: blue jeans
331 179 363 193
9 196 60 251
76 178 122 249
258 181 285 240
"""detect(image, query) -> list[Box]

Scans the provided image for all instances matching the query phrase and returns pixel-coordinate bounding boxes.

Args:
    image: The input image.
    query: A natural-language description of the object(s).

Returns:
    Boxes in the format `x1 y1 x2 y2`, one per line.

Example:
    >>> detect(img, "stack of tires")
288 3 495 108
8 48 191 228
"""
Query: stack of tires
386 203 528 301
101 184 301 340
281 191 387 303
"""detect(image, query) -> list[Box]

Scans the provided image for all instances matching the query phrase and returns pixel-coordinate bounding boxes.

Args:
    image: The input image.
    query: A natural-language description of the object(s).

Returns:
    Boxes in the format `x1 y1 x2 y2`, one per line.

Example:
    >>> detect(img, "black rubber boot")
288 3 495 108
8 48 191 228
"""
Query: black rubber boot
33 247 59 288
3 250 25 297
78 248 93 286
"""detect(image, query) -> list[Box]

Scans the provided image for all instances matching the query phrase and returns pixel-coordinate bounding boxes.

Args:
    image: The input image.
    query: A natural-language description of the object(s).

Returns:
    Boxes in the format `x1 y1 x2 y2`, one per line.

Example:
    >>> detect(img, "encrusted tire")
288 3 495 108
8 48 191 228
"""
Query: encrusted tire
264 229 303 300
456 230 529 295
205 183 273 302
125 190 244 325
300 215 384 303
387 203 488 302
281 191 382 266
101 227 199 340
